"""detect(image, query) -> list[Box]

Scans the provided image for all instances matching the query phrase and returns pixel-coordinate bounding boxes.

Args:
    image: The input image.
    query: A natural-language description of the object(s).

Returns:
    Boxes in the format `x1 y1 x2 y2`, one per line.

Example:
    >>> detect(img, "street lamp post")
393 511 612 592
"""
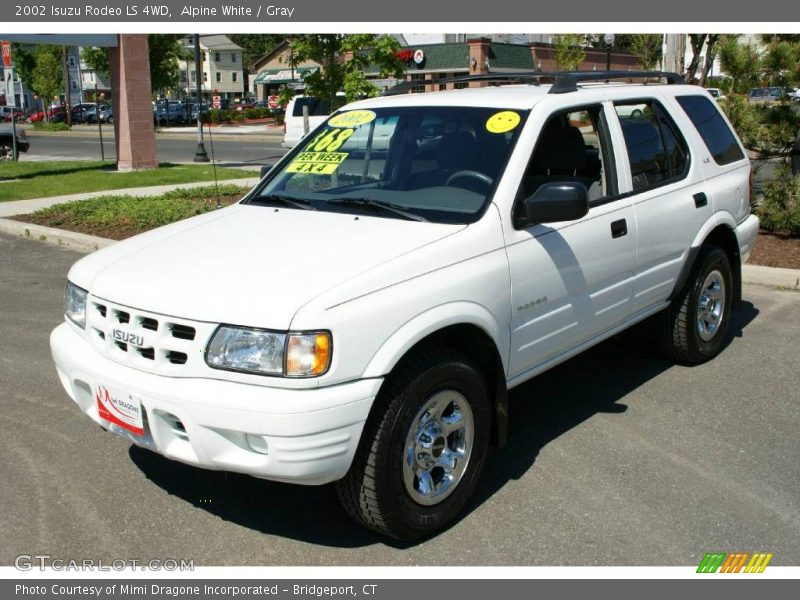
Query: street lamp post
604 33 615 72
193 34 209 162
96 85 105 161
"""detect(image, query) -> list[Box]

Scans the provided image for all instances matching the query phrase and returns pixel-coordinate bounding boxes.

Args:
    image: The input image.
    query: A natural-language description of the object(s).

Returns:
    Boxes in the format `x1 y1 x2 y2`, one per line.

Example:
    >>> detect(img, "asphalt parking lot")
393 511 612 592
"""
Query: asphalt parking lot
1 231 798 566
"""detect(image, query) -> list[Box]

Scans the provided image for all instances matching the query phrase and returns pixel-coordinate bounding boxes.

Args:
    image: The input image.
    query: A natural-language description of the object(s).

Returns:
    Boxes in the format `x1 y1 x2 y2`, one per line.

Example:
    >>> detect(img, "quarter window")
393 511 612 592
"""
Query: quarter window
615 100 689 192
676 95 745 166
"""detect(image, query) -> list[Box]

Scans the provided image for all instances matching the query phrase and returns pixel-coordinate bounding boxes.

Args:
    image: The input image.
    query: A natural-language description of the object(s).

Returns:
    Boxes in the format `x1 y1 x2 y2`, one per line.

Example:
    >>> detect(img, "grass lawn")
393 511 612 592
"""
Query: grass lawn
12 185 249 240
0 161 252 202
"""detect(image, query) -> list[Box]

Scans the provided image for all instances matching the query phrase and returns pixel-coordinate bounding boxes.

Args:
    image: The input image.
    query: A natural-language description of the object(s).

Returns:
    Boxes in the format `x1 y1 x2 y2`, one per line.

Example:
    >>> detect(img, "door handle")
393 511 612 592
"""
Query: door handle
610 219 628 238
693 192 708 208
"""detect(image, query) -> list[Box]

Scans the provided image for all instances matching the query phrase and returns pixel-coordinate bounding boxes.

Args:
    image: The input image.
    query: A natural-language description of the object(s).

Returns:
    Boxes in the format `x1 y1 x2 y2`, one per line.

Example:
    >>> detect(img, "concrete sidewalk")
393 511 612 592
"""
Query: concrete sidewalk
156 124 283 136
0 176 260 218
28 123 284 137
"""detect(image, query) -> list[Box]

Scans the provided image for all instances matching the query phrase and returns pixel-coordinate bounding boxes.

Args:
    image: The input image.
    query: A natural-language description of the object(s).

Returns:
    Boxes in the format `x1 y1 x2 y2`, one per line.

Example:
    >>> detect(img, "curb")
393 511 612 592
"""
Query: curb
4 215 800 292
742 264 800 290
0 218 115 253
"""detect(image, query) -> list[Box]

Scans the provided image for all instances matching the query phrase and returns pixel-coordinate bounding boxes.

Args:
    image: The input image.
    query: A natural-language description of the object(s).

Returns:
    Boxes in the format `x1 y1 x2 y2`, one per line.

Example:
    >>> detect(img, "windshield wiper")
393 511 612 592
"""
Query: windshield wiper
250 194 317 211
327 197 428 222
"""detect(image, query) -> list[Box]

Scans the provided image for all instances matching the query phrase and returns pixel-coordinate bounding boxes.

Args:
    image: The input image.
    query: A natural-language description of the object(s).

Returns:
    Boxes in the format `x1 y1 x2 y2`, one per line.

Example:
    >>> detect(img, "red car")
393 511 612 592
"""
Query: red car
28 106 65 123
0 106 25 122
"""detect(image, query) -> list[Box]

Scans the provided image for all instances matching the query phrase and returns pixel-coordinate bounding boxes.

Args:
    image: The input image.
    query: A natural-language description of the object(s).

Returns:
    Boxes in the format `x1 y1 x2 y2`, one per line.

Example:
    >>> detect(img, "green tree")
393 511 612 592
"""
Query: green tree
685 34 707 82
147 34 185 95
10 44 36 89
29 45 63 122
718 36 760 93
554 34 586 71
81 46 109 77
287 34 404 108
79 36 188 98
628 34 663 70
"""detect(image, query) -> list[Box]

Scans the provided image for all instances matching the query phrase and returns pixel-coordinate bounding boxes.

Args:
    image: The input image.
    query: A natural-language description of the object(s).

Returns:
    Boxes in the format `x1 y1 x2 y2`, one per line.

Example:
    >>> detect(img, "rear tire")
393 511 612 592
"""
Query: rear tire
336 348 491 541
657 245 733 364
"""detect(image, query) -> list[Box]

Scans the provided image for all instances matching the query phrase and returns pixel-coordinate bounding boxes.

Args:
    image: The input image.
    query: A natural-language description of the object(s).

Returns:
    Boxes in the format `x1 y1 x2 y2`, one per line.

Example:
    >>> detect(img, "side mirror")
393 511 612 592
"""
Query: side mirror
520 182 589 226
260 164 275 178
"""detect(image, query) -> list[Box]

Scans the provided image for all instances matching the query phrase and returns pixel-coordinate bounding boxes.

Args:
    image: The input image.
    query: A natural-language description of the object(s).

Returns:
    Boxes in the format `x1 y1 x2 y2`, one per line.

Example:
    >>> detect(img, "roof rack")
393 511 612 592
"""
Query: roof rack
381 70 684 96
546 71 684 93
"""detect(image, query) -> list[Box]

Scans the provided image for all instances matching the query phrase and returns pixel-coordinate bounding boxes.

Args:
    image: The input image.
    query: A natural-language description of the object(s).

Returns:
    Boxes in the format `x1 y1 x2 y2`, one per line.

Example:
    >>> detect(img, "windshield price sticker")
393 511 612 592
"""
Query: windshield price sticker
328 110 377 128
287 151 349 174
306 128 355 153
486 110 521 134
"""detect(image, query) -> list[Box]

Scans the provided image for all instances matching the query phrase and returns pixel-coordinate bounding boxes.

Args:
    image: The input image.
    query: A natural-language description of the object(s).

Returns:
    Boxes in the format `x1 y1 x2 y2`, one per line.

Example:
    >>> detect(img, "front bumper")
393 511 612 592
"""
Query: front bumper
51 323 381 485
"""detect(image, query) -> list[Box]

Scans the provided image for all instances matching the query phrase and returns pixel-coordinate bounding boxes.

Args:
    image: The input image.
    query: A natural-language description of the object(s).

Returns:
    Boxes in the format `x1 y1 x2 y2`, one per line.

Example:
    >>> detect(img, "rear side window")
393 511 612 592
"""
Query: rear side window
614 100 689 192
676 95 745 166
292 97 331 117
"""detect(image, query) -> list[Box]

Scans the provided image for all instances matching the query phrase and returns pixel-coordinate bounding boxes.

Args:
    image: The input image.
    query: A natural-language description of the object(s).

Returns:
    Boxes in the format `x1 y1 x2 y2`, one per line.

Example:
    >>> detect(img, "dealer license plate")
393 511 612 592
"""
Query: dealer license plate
95 384 144 436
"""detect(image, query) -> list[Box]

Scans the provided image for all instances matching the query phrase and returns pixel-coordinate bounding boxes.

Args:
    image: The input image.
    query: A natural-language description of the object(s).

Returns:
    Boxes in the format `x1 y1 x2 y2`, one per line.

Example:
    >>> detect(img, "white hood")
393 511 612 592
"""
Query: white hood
69 204 463 328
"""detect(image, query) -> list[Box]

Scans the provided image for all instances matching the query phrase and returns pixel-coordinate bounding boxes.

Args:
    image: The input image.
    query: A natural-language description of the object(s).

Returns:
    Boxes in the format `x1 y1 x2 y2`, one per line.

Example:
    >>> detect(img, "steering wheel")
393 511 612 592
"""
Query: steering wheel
445 170 494 188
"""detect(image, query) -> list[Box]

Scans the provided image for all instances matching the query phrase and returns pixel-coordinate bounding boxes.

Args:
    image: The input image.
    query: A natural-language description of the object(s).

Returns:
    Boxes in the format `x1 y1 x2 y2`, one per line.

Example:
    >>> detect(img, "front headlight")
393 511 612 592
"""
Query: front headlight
205 326 332 378
65 281 87 329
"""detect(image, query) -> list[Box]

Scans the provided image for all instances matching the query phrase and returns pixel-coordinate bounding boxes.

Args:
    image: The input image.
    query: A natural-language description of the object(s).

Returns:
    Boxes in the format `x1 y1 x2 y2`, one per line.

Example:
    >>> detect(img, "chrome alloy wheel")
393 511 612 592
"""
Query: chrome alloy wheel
697 269 726 342
402 390 474 506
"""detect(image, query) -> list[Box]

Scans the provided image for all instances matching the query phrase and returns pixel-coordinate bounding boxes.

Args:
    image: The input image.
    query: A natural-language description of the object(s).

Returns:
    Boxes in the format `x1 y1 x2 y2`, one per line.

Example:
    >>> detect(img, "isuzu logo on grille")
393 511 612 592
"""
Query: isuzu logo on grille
112 328 147 348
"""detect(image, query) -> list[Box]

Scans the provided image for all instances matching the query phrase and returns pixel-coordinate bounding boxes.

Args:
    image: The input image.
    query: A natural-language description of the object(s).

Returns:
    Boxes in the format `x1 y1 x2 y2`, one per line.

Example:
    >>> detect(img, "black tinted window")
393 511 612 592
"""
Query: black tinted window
676 95 745 166
292 97 331 117
615 100 689 192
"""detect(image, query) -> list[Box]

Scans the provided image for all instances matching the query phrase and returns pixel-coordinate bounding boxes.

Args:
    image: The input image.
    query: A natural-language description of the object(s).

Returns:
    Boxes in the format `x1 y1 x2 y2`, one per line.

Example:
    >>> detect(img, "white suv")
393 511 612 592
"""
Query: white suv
51 72 759 540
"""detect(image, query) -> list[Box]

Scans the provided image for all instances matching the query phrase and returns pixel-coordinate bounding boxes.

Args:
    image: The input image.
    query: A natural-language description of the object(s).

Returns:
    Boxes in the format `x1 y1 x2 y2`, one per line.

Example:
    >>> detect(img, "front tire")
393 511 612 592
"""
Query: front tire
657 245 733 364
336 348 491 541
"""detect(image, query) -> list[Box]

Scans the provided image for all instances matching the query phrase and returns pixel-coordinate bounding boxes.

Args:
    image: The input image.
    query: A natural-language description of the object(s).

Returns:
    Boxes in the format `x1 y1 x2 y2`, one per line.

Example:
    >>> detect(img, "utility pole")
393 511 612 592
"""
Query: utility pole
62 46 72 126
193 34 209 162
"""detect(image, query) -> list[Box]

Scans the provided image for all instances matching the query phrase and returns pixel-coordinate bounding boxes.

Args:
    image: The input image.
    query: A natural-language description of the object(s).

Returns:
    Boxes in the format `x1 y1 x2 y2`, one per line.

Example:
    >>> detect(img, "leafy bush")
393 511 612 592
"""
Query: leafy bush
32 122 71 132
243 107 270 120
756 165 800 234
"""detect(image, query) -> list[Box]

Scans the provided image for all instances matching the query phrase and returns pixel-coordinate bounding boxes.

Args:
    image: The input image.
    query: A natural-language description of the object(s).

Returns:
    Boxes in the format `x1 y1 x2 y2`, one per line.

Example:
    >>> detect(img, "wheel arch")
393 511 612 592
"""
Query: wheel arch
362 303 510 447
673 214 742 308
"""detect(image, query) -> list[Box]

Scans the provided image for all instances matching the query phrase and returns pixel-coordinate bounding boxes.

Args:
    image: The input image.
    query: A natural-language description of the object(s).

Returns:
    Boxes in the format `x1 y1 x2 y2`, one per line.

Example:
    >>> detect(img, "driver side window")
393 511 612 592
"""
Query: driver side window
517 105 615 208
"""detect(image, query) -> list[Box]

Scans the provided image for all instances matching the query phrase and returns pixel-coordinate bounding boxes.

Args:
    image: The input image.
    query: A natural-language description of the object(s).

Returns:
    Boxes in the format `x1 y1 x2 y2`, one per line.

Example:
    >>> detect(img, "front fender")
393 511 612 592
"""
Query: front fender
361 301 508 379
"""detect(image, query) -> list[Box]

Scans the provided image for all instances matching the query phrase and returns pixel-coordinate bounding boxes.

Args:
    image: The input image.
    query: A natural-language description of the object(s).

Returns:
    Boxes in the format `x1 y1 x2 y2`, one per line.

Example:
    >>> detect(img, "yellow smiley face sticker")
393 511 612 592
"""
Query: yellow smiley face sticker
328 110 377 128
486 111 521 134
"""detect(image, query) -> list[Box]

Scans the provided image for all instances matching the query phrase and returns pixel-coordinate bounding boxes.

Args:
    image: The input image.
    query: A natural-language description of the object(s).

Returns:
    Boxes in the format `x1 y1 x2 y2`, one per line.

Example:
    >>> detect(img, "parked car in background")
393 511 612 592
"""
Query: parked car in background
234 101 256 112
706 88 726 101
71 103 98 124
282 95 333 148
153 101 187 125
85 104 113 124
0 106 26 122
0 124 29 160
189 103 211 123
789 88 800 102
29 106 66 123
747 87 785 104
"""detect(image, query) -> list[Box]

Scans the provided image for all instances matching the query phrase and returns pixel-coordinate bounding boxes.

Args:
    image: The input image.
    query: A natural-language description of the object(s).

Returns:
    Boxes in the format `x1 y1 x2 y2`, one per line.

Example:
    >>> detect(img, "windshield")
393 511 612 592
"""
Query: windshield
247 105 527 224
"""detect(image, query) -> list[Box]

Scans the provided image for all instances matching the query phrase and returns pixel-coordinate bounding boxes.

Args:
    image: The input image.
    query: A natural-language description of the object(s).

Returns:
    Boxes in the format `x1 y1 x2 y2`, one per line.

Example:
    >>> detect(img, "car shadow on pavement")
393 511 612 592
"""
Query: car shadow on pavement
129 301 758 550
463 300 760 525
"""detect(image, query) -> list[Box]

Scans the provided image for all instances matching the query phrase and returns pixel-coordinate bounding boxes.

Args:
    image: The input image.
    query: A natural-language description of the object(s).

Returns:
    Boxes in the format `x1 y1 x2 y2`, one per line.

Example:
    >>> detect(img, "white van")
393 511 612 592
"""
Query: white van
282 96 333 149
